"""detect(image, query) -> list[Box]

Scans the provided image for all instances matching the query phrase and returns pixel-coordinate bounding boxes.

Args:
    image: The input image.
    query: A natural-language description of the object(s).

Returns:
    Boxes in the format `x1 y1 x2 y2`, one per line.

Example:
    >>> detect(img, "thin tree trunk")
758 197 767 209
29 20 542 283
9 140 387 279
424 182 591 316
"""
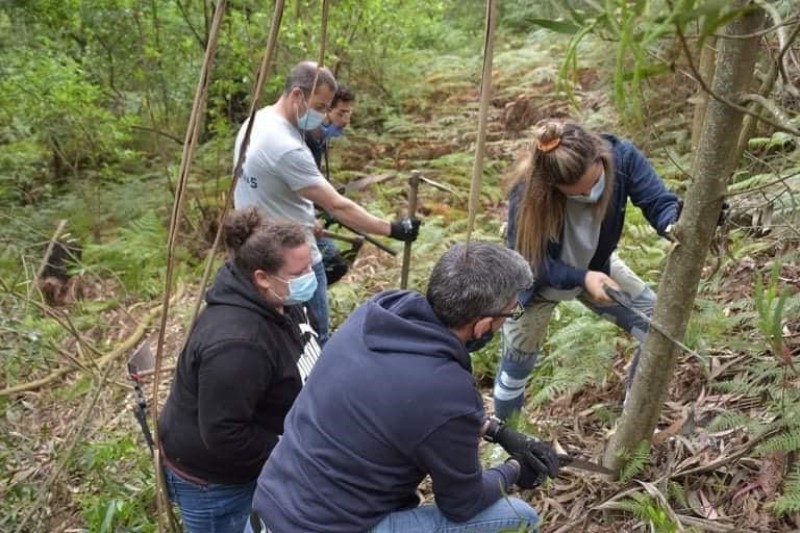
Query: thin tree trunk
690 36 717 150
603 3 765 472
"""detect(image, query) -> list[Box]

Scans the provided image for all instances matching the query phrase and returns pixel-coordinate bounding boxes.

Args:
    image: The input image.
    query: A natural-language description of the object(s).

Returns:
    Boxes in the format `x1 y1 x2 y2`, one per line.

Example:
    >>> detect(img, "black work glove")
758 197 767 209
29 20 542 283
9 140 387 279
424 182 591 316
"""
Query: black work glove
389 217 421 242
509 457 546 489
486 420 560 487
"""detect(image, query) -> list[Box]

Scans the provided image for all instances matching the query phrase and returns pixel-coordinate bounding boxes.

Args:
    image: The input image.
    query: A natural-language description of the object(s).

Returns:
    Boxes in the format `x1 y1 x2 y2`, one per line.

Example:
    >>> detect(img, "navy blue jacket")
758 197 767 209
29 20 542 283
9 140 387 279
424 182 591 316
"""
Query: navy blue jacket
507 134 679 305
252 290 519 532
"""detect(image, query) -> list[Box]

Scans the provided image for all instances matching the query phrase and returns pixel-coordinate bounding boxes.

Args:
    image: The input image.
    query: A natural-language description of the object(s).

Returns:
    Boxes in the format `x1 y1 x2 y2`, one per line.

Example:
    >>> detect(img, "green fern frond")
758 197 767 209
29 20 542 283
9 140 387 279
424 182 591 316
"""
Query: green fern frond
771 468 800 516
619 441 650 483
756 430 800 456
708 412 766 434
616 492 679 532
667 481 688 509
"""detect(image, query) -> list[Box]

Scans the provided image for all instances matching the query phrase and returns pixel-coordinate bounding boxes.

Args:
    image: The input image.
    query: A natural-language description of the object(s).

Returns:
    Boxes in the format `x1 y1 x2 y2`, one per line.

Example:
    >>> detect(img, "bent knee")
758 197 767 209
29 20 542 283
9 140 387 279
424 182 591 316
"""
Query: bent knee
502 496 539 526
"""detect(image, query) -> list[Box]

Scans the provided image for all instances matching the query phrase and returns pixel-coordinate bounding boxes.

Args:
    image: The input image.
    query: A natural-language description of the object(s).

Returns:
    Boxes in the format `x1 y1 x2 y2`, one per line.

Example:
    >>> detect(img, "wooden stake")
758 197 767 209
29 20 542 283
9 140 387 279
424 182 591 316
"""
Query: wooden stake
400 170 421 289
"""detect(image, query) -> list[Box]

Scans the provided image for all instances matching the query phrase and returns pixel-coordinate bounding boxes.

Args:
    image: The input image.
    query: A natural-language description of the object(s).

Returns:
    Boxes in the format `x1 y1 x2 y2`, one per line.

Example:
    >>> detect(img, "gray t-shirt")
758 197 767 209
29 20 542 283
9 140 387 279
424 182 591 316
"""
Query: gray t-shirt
233 106 324 263
539 199 602 301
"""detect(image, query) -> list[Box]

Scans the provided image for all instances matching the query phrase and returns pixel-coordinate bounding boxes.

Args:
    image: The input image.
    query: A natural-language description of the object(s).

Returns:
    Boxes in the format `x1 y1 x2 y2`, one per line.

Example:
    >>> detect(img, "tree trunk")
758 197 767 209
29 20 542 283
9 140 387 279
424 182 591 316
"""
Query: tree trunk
603 3 765 472
690 36 717 150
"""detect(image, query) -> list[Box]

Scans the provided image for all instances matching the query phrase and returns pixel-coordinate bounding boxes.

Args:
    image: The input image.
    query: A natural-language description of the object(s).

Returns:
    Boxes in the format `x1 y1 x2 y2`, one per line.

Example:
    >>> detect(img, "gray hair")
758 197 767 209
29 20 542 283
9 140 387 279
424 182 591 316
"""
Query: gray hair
426 241 533 328
283 61 337 96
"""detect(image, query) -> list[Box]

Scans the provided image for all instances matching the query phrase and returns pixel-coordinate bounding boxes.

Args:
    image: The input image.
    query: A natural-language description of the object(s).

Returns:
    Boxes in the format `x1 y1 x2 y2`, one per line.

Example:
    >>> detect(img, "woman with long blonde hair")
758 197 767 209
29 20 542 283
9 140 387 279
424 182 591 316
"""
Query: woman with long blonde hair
493 119 681 419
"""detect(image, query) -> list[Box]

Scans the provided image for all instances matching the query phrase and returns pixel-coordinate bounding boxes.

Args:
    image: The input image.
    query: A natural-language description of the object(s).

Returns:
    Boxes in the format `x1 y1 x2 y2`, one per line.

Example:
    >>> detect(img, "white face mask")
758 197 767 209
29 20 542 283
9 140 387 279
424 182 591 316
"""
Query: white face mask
567 171 605 203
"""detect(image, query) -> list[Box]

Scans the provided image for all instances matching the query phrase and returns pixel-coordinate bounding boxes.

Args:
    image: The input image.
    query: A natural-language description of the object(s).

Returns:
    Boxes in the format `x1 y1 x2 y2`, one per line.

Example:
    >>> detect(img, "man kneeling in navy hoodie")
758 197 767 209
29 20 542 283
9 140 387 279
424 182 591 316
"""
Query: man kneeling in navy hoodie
247 241 560 533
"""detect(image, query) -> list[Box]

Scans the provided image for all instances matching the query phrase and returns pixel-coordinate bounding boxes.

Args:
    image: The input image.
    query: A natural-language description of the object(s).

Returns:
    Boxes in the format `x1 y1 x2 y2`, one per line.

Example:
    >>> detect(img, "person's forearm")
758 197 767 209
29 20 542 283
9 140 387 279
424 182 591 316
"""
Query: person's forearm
327 200 390 236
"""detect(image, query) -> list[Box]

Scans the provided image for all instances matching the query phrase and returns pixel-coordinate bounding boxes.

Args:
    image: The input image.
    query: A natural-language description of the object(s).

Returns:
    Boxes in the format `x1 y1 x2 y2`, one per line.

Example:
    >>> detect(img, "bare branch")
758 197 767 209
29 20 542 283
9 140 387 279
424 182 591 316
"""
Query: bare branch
672 8 800 137
713 14 800 39
129 124 184 144
739 92 791 123
757 1 800 83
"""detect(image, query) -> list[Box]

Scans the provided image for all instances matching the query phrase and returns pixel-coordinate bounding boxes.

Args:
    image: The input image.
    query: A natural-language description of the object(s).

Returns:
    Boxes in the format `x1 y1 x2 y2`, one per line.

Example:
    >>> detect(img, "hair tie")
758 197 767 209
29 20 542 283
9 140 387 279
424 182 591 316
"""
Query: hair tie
536 137 561 153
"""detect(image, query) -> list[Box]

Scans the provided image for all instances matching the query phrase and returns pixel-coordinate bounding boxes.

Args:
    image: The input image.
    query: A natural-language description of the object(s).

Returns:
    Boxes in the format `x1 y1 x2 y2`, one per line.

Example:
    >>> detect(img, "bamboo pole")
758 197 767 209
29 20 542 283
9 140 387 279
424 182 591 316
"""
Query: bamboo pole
189 0 286 330
149 2 228 530
465 0 497 242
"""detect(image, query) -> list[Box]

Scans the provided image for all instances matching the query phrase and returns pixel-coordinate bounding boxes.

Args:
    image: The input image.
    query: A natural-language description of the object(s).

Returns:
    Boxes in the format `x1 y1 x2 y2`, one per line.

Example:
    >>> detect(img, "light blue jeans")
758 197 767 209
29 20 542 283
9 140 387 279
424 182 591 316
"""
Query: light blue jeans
244 497 538 533
164 465 255 533
307 260 329 346
369 497 538 532
494 255 655 419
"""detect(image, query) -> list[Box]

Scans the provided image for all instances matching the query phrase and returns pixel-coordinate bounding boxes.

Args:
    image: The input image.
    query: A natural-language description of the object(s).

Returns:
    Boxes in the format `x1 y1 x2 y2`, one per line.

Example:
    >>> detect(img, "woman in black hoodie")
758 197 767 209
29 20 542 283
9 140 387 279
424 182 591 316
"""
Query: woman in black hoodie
158 208 322 533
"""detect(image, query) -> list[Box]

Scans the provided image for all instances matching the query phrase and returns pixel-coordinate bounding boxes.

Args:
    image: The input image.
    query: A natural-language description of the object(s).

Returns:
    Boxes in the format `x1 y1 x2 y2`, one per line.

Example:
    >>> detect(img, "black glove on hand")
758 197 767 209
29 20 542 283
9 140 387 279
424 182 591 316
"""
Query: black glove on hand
488 423 560 484
509 458 545 490
389 217 421 242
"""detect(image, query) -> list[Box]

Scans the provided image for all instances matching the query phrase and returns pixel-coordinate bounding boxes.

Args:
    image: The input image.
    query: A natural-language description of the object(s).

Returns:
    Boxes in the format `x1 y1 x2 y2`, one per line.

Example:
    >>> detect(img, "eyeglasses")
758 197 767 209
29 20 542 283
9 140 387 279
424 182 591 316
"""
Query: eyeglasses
486 301 525 321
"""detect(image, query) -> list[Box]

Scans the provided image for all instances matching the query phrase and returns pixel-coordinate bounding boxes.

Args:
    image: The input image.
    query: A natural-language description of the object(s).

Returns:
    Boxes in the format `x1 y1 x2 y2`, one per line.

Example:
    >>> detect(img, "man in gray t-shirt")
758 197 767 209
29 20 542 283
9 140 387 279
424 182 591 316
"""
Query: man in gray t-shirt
233 61 420 345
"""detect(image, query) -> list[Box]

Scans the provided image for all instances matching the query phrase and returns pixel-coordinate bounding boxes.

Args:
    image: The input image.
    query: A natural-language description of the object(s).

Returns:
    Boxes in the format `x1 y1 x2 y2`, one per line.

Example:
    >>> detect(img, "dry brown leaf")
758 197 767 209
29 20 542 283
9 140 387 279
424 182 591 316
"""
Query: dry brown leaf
757 451 786 498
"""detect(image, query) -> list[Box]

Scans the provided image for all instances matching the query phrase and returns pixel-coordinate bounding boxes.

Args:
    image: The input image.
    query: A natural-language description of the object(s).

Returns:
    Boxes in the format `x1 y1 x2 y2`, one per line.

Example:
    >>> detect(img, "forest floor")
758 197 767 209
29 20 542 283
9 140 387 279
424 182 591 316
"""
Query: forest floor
2 33 800 532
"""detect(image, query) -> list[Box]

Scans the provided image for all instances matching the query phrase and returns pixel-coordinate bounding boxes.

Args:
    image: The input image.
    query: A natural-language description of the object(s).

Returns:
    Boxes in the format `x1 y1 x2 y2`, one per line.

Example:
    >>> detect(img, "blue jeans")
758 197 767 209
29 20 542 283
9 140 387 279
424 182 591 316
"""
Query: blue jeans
307 260 329 346
164 465 255 533
369 497 538 532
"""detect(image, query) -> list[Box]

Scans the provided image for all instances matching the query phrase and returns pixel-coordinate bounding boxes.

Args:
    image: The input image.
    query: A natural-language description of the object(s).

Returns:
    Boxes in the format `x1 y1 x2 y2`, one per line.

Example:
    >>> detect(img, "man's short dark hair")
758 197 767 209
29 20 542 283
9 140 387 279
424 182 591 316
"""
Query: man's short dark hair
283 61 337 96
426 241 533 328
331 86 354 109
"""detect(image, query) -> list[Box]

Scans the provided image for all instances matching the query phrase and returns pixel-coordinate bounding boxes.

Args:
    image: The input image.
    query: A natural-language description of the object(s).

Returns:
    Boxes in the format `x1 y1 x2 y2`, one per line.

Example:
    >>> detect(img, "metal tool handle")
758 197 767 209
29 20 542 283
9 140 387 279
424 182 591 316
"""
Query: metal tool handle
321 230 364 246
603 285 633 307
603 284 700 359
328 219 397 256
400 171 421 289
557 453 615 475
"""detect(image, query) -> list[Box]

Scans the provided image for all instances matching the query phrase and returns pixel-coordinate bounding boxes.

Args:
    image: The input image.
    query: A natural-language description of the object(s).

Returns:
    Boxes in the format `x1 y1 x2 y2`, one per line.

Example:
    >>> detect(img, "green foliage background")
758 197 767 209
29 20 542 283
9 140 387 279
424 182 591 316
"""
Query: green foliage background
1 0 799 531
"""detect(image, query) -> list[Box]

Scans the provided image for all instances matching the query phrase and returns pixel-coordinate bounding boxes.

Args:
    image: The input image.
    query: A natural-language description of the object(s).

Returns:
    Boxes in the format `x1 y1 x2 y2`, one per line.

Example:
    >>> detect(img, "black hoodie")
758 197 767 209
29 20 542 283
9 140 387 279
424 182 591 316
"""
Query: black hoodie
158 261 320 484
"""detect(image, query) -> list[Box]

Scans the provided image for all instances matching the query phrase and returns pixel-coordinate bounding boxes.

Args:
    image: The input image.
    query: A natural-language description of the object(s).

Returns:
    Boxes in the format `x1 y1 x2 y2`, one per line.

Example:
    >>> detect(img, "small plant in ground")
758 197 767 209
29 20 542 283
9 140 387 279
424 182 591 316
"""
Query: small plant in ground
618 440 651 483
616 491 680 533
708 256 800 519
75 432 156 533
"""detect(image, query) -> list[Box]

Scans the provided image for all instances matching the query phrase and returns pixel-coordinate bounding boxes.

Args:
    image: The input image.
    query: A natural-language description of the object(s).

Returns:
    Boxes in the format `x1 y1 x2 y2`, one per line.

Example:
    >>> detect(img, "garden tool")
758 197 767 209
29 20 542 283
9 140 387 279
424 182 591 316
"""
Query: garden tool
397 170 459 289
400 170 421 289
316 173 398 257
322 217 397 256
127 342 156 455
557 454 615 475
603 285 699 359
320 230 366 284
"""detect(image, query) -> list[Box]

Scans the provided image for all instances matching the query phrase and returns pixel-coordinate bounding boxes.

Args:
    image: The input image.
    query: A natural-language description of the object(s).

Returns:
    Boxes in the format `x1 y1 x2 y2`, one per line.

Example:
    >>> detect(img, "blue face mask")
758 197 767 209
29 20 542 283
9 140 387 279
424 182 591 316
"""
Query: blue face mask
567 171 605 203
277 271 318 305
465 330 494 353
321 123 344 139
298 108 325 131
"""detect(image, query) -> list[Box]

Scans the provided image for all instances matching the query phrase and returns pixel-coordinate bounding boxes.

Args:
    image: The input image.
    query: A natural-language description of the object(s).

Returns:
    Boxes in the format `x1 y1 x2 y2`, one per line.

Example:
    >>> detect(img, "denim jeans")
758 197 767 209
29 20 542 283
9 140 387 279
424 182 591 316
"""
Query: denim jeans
369 497 538 533
307 260 329 346
494 254 655 419
164 465 255 533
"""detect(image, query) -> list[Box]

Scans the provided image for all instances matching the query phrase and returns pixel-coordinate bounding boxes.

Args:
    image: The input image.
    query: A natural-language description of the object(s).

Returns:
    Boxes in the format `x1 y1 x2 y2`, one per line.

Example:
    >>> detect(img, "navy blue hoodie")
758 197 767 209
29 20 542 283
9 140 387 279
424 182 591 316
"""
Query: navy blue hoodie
507 134 680 306
252 290 519 532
